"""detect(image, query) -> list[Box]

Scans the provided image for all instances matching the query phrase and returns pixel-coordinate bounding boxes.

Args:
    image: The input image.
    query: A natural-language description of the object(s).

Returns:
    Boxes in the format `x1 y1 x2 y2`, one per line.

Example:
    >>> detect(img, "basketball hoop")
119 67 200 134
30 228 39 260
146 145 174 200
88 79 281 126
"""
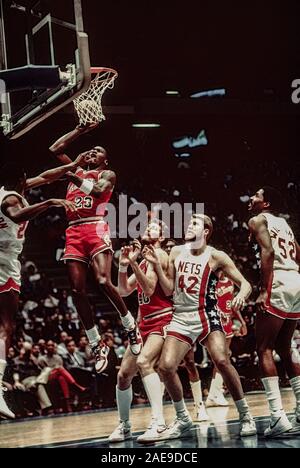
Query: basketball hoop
73 67 118 125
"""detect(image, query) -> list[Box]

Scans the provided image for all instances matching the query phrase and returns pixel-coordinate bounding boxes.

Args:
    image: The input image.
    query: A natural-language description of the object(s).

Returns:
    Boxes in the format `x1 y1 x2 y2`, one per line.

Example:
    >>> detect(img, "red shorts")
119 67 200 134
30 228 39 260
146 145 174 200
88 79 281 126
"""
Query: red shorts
62 221 113 264
221 313 234 338
139 312 172 344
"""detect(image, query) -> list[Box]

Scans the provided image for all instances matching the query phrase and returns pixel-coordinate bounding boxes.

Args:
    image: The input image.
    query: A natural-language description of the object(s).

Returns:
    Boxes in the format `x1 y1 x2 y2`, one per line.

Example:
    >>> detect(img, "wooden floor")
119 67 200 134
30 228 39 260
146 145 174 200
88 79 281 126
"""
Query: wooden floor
0 390 297 448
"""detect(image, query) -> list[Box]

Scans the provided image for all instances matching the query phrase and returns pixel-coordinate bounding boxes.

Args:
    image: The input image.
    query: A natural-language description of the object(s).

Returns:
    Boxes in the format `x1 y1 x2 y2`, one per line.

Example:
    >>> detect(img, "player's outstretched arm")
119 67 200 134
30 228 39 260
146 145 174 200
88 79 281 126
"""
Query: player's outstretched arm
118 245 137 297
2 196 76 223
143 245 176 296
49 123 98 165
25 153 87 190
66 170 116 198
214 250 252 312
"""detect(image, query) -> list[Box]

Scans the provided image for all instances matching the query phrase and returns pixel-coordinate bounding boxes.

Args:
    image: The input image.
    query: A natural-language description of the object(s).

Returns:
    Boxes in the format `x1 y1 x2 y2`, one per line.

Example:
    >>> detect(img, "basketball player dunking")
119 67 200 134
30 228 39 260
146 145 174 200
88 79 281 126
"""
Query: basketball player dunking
109 220 173 443
50 126 142 374
206 271 248 408
248 186 300 436
0 161 79 419
144 214 257 439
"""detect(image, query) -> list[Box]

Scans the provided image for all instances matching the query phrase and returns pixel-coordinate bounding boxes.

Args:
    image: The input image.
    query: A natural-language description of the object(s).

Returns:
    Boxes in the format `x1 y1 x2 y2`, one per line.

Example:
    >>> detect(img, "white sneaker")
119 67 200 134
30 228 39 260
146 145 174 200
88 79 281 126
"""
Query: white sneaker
108 421 132 443
264 412 292 438
137 419 167 443
206 392 229 408
289 413 300 433
0 388 15 419
127 323 143 356
91 341 110 374
158 415 193 441
193 403 210 422
239 413 257 437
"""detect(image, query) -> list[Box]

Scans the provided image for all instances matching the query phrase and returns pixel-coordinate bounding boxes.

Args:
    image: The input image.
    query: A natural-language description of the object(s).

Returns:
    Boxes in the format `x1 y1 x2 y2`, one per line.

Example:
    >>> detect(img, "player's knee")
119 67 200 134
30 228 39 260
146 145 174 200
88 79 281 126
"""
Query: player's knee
214 355 230 373
97 273 112 288
184 358 196 372
158 359 176 379
118 369 133 387
136 354 151 373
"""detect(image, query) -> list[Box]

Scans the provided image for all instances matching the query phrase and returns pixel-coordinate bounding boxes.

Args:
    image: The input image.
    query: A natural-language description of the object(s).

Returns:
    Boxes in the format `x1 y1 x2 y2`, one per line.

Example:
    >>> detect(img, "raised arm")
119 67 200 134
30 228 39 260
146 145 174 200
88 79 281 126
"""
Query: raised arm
118 246 137 297
213 250 252 312
49 123 98 165
65 169 116 198
129 241 169 297
143 245 177 297
25 155 85 190
2 195 76 224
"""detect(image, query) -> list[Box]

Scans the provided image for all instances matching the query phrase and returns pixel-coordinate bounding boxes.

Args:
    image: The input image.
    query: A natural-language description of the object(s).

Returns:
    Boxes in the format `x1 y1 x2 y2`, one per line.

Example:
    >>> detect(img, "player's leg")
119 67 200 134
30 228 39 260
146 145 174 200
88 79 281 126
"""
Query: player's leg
184 348 209 421
255 311 292 436
157 337 193 439
135 334 168 442
0 290 18 419
67 260 108 373
92 251 142 355
109 347 138 442
204 331 256 436
275 319 300 432
206 337 231 408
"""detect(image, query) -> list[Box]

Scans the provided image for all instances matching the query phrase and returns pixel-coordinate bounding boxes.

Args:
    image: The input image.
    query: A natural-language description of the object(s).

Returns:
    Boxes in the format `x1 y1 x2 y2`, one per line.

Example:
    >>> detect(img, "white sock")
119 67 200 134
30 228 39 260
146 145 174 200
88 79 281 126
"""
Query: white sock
173 399 188 418
190 380 203 407
161 381 165 398
142 373 165 426
261 376 283 418
290 376 300 415
86 326 101 348
121 311 135 331
116 385 132 424
235 398 249 417
0 359 6 386
208 372 224 398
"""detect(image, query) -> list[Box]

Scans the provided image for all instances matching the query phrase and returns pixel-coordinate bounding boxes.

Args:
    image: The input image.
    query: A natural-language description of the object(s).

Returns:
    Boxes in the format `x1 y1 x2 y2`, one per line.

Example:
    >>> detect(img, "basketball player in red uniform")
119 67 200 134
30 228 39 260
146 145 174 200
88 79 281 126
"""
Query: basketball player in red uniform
109 220 173 443
144 214 257 439
206 272 248 407
0 160 79 419
50 126 142 374
163 239 209 422
248 186 300 436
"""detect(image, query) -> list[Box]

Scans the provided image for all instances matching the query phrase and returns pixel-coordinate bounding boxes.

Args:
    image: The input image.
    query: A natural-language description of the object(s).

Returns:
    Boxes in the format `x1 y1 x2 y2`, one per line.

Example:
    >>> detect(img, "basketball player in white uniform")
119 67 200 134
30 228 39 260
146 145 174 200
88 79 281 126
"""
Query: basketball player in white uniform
248 186 300 436
144 214 257 440
0 161 79 419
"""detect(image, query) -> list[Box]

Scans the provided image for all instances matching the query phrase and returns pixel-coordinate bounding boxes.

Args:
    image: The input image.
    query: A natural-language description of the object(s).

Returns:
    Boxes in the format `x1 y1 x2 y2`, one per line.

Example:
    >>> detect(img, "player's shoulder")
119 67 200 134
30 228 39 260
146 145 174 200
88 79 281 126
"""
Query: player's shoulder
99 169 116 180
1 193 23 207
210 247 228 262
248 213 267 230
170 244 184 259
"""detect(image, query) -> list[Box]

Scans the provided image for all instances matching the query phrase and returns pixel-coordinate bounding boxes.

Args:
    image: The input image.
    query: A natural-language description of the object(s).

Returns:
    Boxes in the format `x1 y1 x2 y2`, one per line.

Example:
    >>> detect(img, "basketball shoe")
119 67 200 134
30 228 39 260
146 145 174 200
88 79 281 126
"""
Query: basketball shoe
127 323 142 355
264 411 292 437
91 341 109 373
0 385 15 419
108 421 132 443
137 418 167 443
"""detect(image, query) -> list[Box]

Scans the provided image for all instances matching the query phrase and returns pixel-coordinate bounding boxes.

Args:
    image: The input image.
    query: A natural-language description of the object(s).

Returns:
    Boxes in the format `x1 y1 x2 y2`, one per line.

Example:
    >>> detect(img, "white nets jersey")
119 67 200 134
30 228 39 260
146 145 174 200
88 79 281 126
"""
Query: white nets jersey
0 187 28 291
167 245 224 345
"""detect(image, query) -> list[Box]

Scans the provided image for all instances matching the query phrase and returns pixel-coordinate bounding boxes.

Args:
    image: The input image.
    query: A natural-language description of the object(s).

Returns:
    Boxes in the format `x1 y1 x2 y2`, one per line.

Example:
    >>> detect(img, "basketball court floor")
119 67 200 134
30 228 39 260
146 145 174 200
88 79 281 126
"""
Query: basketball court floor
1 390 299 448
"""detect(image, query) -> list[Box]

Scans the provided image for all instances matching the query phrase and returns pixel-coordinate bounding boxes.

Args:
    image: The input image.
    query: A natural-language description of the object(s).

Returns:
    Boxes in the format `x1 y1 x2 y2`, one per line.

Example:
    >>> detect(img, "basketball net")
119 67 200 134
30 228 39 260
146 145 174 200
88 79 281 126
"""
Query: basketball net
73 68 118 125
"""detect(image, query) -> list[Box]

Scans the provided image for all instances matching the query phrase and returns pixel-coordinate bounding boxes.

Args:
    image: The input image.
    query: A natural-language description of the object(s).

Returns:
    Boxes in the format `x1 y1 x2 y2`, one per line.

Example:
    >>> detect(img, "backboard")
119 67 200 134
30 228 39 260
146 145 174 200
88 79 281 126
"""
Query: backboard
0 0 91 139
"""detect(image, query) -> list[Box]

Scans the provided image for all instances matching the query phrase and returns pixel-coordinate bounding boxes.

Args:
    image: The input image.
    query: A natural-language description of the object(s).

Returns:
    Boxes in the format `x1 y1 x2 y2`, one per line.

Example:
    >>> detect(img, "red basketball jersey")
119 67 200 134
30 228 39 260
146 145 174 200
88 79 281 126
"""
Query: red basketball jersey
137 259 173 321
216 278 234 316
66 168 113 223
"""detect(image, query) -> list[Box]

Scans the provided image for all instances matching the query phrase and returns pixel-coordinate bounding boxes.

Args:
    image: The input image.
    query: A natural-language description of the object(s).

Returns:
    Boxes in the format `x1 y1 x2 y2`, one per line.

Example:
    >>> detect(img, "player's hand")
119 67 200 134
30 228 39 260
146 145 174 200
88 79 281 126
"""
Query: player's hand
142 245 160 266
256 289 269 313
119 246 131 267
73 151 91 168
239 321 248 336
129 239 142 263
76 122 99 134
14 382 25 391
49 199 77 213
231 294 246 312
